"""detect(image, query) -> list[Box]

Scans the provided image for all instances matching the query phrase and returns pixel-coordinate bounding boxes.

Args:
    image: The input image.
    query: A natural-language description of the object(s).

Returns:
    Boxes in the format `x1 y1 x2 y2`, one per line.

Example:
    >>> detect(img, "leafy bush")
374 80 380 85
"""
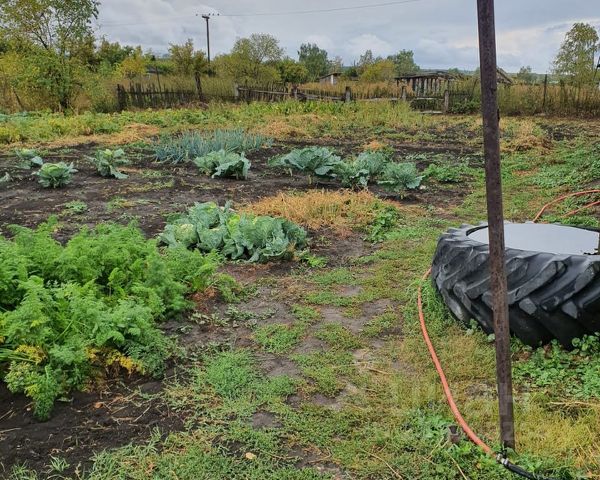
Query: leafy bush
270 147 342 183
333 150 391 188
159 202 307 263
378 162 423 194
0 220 218 419
36 162 77 188
15 148 44 169
87 148 130 179
193 149 250 179
155 129 272 164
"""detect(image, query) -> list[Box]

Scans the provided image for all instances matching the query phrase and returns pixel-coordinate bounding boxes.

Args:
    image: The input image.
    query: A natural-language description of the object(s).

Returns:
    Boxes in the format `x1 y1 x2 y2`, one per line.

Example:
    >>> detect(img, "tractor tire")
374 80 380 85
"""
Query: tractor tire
431 223 600 348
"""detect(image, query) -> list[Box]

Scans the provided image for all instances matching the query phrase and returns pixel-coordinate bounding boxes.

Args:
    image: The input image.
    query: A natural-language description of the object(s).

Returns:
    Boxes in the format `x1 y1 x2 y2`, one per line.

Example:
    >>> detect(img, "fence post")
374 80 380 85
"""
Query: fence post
401 85 407 101
233 83 240 102
542 74 548 113
292 85 298 100
443 88 450 113
345 86 352 102
116 84 126 111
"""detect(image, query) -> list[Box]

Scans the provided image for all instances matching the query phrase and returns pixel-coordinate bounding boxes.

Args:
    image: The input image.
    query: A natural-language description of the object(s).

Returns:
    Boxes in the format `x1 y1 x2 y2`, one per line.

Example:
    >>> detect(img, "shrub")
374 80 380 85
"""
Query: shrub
36 162 77 188
0 220 218 419
159 202 307 263
424 163 467 183
193 149 250 179
378 162 423 194
155 129 272 164
87 148 130 179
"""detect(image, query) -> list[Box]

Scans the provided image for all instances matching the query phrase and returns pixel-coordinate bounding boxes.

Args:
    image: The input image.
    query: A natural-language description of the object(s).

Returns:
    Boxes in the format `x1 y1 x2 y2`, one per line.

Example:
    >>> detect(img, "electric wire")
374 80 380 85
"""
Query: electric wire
99 0 421 27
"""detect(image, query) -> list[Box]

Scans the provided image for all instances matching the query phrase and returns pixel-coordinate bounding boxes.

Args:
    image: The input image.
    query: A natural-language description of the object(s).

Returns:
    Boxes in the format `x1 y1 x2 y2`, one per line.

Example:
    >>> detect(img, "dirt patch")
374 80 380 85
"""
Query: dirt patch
0 377 182 476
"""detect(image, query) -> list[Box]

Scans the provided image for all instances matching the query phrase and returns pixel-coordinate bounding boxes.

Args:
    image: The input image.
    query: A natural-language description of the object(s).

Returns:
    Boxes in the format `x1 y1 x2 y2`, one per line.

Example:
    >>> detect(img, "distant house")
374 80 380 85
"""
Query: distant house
319 72 341 85
395 70 461 95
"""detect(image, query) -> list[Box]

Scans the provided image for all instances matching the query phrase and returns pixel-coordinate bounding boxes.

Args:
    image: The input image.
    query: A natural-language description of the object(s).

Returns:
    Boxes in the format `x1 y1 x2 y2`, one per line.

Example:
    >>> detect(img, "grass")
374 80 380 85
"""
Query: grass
3 105 600 480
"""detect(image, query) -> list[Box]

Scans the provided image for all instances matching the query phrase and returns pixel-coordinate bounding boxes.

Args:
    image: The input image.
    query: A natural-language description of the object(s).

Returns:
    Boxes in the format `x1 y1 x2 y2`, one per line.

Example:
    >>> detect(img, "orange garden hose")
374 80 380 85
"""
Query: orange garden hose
417 191 600 477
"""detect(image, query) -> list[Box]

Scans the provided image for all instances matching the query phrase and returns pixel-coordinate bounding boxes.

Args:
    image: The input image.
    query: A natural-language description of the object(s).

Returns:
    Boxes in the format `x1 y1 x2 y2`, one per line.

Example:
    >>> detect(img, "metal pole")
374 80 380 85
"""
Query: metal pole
202 15 211 63
476 0 516 450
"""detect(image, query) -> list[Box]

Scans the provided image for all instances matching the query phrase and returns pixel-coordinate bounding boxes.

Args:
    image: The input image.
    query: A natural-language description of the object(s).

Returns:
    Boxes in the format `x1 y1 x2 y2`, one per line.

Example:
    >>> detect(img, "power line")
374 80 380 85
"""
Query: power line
99 0 421 28
217 0 420 17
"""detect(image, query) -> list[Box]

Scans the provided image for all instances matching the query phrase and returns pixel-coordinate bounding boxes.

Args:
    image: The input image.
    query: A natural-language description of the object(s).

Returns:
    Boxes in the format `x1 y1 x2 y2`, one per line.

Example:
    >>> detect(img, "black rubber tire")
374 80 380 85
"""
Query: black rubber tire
431 223 600 348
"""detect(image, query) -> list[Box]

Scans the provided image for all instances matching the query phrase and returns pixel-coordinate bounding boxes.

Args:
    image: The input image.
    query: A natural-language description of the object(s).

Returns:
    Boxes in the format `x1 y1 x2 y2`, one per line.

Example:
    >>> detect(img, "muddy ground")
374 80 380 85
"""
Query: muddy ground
0 139 473 477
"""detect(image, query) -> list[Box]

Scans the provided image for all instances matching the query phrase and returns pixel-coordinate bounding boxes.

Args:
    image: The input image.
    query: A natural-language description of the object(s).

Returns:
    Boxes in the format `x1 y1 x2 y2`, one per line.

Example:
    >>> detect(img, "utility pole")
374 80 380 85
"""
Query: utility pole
476 0 516 450
202 14 211 63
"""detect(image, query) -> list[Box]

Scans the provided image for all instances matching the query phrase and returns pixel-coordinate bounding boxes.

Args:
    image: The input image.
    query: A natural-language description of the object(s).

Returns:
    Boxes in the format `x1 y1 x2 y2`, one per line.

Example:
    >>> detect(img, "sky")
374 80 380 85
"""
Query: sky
95 0 600 73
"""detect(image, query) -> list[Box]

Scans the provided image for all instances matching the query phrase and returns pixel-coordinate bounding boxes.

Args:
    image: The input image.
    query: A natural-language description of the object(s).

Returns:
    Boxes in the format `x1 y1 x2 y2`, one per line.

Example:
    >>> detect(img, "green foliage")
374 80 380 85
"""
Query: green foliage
87 148 129 179
366 204 402 242
424 162 469 183
253 323 306 354
333 150 391 188
514 334 600 399
159 202 307 263
378 162 423 194
0 220 217 419
15 148 43 169
270 147 341 182
62 200 88 215
0 172 10 185
155 129 272 164
168 38 208 77
36 162 77 188
553 22 599 85
193 149 250 179
298 43 329 81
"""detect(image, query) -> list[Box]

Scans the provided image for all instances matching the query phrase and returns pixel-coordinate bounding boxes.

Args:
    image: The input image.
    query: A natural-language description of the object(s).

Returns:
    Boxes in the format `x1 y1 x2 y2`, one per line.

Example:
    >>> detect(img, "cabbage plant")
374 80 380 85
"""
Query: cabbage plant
36 162 77 188
88 148 129 179
270 146 341 183
378 162 423 194
193 149 250 179
15 148 44 169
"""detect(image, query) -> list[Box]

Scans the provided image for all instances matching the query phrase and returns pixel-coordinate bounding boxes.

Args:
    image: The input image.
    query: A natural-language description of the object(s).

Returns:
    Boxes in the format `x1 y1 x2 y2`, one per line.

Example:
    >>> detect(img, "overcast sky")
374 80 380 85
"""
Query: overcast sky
96 0 600 72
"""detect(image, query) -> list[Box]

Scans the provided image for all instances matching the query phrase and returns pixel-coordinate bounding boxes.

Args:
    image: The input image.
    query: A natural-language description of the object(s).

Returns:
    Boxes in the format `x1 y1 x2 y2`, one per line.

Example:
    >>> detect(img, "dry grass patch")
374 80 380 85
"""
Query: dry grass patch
241 189 390 233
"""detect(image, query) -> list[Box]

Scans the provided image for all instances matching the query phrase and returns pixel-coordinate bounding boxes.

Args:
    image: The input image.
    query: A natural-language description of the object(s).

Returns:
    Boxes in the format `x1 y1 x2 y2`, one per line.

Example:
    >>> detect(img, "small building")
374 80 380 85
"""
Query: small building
395 70 461 96
319 72 341 86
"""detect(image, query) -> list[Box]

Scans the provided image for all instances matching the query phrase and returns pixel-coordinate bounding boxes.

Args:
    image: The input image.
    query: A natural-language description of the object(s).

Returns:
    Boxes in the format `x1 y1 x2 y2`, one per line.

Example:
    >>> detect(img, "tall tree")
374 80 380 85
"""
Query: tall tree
328 55 343 73
298 43 328 81
214 33 283 84
0 0 99 56
277 58 308 84
0 0 99 110
388 50 419 76
169 39 208 77
553 23 599 86
357 50 377 72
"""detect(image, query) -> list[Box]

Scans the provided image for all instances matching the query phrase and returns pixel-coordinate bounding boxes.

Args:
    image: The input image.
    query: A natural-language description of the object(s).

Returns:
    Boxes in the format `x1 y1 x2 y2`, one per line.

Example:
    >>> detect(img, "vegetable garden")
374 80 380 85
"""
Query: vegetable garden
0 101 599 479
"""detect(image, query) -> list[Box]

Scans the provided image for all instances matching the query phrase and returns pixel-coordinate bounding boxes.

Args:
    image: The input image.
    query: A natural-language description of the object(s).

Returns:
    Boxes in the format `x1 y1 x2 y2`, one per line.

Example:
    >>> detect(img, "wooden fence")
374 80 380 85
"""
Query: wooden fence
235 84 352 103
116 84 203 110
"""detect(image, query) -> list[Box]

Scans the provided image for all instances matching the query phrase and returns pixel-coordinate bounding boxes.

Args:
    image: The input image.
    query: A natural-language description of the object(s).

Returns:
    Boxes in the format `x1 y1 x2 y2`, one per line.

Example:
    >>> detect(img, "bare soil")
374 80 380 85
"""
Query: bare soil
0 139 470 477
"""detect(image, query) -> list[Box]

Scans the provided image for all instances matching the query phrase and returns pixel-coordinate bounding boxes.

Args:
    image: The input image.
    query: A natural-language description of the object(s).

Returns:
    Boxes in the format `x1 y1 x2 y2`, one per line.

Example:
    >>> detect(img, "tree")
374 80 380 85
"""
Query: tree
277 58 308 84
360 59 396 82
328 55 343 73
358 50 378 73
96 38 134 67
298 43 328 81
0 0 99 109
169 39 208 77
116 47 146 80
0 0 99 56
515 66 535 84
553 23 599 85
388 50 419 76
214 34 283 84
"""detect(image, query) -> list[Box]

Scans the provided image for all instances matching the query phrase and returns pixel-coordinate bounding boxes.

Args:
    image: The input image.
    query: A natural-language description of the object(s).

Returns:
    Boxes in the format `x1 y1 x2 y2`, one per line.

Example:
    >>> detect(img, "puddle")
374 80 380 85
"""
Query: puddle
468 223 600 255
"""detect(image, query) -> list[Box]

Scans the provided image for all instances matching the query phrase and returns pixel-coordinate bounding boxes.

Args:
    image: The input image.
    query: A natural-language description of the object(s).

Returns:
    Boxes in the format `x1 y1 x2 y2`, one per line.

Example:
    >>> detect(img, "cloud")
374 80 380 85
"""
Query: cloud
345 34 393 58
95 0 599 72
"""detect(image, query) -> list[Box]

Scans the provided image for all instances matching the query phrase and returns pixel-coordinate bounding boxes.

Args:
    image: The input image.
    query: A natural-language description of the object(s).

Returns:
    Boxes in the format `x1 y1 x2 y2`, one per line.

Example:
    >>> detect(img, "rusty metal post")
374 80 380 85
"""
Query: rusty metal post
476 0 516 449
